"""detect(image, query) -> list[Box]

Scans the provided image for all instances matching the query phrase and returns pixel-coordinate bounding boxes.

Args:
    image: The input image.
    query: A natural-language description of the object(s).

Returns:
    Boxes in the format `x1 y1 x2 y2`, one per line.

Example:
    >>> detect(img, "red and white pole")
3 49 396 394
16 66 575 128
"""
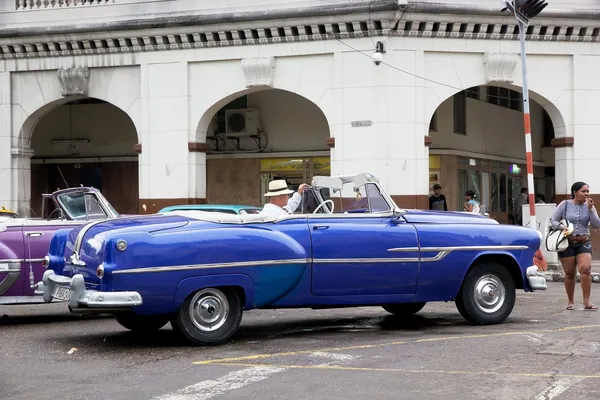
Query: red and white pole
518 20 536 230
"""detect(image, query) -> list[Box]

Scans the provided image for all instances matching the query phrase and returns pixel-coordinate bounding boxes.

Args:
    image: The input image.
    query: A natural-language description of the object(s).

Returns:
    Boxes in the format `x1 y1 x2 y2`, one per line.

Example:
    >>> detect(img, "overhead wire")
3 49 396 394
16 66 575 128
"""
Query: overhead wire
333 35 528 105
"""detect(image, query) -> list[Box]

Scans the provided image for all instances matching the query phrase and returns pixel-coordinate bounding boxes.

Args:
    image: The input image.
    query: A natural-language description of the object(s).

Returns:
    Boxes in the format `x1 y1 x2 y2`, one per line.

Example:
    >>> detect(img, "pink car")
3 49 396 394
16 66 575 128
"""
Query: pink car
0 187 120 305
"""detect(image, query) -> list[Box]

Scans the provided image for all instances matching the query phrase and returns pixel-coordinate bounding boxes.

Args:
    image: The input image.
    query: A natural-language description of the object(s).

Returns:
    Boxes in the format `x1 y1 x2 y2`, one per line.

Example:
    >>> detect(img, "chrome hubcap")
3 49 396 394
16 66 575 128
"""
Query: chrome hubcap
474 274 505 314
189 289 229 331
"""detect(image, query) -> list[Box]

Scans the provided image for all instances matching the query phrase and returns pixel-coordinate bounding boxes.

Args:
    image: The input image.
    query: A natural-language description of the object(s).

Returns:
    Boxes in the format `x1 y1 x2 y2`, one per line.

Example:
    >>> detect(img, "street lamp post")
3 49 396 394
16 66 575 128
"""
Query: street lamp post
501 0 548 230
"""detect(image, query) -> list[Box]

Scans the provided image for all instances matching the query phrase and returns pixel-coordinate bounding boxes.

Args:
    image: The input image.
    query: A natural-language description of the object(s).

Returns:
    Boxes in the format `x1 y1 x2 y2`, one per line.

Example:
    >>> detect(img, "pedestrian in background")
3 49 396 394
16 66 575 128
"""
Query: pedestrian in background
463 190 480 214
429 184 448 211
514 187 528 225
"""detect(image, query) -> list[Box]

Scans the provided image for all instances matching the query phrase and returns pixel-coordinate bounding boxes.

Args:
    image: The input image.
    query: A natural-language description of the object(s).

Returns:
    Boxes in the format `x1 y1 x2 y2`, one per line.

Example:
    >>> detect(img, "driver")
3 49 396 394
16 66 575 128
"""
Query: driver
260 179 309 216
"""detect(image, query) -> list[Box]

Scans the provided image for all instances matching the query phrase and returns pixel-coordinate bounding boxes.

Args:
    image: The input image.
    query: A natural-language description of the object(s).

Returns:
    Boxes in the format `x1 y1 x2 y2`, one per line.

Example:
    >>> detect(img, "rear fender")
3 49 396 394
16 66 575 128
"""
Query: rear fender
47 228 74 275
174 274 254 310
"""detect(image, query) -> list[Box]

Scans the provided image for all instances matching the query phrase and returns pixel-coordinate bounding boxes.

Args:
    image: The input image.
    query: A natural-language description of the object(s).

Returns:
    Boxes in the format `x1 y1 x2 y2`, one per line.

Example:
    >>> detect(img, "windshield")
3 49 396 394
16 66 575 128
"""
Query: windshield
309 177 392 214
56 191 108 220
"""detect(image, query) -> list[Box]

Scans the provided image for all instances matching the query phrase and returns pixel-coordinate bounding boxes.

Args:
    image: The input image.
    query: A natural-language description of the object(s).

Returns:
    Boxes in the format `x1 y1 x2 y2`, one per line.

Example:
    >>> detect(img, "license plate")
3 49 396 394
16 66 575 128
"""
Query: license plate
54 286 72 301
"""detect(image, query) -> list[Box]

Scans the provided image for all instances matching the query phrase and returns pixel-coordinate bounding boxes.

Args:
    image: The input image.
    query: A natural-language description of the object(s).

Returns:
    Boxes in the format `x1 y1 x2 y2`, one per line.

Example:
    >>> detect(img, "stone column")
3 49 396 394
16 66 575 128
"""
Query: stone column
10 147 34 217
568 55 600 259
138 61 204 214
0 71 12 211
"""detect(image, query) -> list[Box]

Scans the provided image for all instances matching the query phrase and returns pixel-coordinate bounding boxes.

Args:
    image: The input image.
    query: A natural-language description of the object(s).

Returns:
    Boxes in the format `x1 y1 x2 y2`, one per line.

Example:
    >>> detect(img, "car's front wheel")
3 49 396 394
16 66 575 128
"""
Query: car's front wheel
172 287 243 346
455 261 516 325
382 302 426 316
114 312 171 332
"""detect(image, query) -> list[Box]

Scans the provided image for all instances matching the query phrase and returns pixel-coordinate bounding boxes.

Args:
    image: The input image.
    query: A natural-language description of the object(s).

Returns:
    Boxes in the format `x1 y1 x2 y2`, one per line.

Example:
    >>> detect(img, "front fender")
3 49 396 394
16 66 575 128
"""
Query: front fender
174 274 254 311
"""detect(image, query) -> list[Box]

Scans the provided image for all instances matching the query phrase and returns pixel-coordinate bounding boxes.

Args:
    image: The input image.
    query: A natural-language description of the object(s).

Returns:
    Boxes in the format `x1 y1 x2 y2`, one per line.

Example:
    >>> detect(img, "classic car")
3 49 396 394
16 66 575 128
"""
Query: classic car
41 173 547 346
0 187 120 305
0 207 19 220
158 204 262 215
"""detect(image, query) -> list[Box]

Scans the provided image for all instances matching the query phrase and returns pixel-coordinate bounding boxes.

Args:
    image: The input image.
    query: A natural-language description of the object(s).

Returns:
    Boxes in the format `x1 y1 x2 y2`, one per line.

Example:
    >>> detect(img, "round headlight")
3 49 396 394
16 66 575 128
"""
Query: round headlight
42 255 50 269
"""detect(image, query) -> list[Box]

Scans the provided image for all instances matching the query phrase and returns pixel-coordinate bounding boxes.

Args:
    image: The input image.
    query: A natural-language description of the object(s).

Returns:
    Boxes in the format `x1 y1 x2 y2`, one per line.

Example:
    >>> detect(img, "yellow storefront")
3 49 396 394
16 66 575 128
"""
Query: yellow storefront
259 156 330 205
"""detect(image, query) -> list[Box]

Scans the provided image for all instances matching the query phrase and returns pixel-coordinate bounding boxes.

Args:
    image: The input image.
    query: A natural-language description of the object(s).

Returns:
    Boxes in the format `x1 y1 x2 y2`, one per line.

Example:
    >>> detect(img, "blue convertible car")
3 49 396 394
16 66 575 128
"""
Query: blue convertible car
41 173 546 345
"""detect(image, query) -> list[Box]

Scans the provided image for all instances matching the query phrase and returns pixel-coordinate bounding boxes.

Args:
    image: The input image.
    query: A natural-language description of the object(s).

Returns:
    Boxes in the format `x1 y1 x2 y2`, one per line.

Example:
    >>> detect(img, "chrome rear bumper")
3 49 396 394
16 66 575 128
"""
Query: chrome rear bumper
42 270 143 311
526 266 548 291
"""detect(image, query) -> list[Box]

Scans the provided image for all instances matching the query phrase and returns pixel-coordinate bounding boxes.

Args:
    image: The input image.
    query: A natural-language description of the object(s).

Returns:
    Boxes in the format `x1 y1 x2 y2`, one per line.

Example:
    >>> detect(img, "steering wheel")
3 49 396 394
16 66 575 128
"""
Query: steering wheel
313 199 335 214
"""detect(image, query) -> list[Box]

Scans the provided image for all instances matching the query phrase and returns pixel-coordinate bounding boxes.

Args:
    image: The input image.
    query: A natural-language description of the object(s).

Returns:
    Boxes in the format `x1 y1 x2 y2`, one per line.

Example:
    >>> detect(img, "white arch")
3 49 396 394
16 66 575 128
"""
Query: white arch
194 87 332 143
425 83 567 141
11 68 141 148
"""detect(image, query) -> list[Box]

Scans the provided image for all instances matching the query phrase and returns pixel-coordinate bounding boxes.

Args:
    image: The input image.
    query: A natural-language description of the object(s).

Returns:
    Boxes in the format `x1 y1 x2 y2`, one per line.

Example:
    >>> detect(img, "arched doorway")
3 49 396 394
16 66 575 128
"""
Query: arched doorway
427 84 566 224
28 97 139 216
197 89 331 206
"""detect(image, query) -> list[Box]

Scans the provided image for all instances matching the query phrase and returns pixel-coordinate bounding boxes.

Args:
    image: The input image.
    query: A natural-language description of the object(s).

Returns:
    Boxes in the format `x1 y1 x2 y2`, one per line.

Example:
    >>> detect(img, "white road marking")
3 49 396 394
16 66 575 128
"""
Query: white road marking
525 333 552 344
152 366 285 400
309 351 359 367
533 377 583 400
310 352 358 362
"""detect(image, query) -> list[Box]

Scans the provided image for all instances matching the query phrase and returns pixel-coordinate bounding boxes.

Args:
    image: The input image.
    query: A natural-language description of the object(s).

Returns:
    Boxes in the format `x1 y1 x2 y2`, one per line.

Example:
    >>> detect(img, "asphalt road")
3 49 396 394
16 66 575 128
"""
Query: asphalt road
1 282 599 400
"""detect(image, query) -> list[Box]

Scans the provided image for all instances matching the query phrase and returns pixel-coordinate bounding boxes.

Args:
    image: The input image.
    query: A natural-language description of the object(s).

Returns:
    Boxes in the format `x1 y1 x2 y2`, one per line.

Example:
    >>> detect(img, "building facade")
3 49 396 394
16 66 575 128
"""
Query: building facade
1 1 599 241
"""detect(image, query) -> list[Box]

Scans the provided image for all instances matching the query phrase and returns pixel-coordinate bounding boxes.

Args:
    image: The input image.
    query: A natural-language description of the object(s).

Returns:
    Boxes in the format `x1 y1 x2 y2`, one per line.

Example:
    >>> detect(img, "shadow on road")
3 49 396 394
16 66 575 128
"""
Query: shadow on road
36 309 532 351
0 313 113 326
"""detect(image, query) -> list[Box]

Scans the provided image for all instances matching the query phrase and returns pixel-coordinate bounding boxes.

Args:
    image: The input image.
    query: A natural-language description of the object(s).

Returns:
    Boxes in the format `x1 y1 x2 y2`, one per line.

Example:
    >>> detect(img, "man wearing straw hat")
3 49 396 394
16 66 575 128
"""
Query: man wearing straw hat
261 179 309 216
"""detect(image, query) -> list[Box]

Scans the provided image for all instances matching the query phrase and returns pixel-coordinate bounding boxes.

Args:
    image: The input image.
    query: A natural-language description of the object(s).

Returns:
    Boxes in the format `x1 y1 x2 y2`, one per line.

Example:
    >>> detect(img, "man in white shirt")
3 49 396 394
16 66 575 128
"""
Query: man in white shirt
261 179 309 216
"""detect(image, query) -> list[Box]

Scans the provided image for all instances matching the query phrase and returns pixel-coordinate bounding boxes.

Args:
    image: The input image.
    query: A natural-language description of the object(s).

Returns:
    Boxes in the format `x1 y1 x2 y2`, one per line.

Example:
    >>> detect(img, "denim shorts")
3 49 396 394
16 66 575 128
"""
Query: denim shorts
559 240 593 258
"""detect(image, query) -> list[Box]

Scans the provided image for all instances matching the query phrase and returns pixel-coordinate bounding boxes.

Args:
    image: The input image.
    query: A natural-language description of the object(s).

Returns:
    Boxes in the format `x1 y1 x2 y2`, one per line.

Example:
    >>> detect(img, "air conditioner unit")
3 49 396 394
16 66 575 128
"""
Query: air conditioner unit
225 108 260 137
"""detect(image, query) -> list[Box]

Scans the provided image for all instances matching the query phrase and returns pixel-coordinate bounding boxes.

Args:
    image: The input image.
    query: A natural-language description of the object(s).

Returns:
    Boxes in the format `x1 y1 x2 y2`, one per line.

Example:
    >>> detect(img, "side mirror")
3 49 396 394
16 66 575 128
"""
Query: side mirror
392 207 406 221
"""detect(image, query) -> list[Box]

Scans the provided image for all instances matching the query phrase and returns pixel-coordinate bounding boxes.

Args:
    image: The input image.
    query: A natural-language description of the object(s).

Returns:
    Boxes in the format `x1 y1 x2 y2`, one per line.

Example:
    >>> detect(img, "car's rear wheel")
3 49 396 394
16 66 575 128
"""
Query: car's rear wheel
172 287 243 346
455 261 516 325
382 302 426 316
114 312 170 332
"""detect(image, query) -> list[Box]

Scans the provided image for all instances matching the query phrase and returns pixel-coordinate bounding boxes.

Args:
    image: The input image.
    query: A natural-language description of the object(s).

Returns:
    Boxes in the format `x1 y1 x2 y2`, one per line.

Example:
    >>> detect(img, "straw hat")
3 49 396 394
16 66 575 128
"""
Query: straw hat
264 180 294 197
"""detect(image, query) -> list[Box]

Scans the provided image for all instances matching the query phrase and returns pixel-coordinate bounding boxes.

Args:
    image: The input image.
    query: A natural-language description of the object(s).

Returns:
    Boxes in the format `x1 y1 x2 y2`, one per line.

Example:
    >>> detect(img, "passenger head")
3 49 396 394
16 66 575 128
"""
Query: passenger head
264 179 294 207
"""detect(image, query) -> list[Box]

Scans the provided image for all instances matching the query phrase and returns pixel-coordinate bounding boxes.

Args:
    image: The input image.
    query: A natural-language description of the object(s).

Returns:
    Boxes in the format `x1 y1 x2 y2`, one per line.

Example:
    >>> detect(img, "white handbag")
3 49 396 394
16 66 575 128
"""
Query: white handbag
544 218 572 252
544 201 572 253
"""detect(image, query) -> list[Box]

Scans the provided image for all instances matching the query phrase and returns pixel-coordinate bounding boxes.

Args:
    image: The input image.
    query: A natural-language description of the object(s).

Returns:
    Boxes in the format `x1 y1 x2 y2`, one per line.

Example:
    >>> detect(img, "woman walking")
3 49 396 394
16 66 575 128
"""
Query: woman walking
550 181 600 310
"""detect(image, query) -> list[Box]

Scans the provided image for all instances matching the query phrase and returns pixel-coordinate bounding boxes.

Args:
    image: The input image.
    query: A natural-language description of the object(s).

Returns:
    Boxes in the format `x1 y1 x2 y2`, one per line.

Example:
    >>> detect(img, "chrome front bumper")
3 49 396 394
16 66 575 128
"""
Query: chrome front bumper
42 270 143 311
526 266 548 291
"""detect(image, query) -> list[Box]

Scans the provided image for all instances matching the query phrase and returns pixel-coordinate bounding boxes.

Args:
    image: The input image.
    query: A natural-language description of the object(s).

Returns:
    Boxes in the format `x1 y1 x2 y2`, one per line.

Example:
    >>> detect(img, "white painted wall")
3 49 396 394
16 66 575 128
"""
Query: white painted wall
430 94 549 163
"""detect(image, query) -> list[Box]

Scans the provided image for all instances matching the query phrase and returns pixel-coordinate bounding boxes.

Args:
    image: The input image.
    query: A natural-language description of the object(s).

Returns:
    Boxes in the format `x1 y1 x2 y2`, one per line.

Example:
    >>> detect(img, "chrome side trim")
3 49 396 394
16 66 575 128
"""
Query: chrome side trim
0 258 45 263
387 245 529 252
312 257 420 263
0 296 48 305
0 262 21 296
112 258 313 275
387 245 529 263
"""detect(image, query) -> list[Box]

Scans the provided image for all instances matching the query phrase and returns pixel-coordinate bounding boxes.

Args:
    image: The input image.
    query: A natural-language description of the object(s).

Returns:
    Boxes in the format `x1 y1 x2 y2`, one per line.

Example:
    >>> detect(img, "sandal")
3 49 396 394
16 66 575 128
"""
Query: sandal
566 304 575 310
584 304 598 310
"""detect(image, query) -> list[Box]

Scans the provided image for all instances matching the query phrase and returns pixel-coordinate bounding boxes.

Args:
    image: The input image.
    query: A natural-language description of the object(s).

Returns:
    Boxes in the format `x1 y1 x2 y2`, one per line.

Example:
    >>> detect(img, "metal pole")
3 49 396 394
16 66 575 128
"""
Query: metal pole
518 20 536 230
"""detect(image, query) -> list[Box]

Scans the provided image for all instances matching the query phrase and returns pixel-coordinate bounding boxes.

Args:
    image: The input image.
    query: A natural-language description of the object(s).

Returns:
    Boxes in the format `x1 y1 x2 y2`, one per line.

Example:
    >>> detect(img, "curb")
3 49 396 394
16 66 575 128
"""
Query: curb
538 271 600 283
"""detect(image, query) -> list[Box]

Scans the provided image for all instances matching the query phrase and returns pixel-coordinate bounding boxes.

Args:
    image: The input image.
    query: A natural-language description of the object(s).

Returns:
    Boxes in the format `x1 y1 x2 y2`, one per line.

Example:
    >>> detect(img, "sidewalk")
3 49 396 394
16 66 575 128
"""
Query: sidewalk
539 261 600 283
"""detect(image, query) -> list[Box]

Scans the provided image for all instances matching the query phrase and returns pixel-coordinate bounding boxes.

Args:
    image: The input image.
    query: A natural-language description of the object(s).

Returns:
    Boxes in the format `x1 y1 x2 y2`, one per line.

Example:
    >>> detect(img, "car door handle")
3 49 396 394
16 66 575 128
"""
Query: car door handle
312 225 329 230
26 232 44 237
